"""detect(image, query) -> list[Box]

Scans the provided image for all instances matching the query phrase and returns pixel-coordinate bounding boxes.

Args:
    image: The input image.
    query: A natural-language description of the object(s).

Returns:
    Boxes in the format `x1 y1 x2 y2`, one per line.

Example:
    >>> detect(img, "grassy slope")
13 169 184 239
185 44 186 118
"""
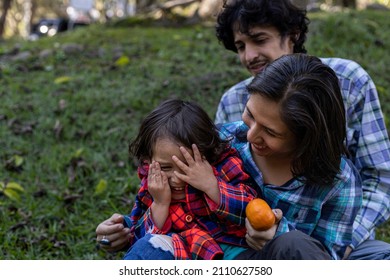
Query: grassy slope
0 10 389 259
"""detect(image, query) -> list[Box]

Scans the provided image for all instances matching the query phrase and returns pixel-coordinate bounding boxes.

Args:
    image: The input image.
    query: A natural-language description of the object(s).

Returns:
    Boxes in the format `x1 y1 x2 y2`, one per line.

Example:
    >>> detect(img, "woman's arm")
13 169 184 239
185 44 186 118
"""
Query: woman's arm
310 158 362 259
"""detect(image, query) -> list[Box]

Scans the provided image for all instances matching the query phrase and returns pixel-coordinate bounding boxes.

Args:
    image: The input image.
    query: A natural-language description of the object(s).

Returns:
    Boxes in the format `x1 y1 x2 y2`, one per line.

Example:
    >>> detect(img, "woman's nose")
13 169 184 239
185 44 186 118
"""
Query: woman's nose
247 125 263 144
247 125 257 143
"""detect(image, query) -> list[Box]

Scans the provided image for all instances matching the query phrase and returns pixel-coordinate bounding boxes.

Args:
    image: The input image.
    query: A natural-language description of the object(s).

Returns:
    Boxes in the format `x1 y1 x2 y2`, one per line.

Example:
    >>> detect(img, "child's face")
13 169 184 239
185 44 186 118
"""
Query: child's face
152 138 191 200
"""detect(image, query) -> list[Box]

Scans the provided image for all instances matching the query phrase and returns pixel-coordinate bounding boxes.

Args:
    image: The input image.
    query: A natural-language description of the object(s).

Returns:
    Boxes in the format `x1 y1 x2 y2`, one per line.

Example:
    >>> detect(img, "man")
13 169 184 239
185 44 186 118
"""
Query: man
214 0 390 259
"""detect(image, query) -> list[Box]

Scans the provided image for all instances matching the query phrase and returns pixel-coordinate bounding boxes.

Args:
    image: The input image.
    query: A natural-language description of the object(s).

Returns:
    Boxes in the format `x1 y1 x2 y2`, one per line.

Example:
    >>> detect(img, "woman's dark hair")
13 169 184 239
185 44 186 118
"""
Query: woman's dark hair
216 0 309 54
129 99 229 165
247 54 347 187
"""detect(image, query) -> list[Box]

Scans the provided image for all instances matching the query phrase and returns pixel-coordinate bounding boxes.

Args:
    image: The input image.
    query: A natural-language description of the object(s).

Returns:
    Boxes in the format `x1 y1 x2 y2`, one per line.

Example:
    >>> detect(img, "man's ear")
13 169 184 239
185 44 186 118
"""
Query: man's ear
290 32 300 43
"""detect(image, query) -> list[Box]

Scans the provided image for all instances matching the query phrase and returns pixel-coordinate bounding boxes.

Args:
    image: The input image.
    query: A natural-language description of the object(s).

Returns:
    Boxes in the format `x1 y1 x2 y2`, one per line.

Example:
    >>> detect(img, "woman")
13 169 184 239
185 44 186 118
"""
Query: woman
218 54 361 260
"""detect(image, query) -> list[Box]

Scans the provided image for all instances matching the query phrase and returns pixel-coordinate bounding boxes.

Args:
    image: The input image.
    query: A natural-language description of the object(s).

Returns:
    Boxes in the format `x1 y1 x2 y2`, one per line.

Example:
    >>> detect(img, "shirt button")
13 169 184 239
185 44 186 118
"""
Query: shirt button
185 215 193 223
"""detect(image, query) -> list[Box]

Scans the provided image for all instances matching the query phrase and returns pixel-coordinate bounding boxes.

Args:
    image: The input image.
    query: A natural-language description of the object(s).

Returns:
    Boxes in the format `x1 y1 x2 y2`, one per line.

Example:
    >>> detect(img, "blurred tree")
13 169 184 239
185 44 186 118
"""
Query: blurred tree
292 0 310 8
21 0 34 37
198 0 223 19
333 0 357 7
0 0 13 38
2 0 66 38
2 0 389 38
152 0 222 23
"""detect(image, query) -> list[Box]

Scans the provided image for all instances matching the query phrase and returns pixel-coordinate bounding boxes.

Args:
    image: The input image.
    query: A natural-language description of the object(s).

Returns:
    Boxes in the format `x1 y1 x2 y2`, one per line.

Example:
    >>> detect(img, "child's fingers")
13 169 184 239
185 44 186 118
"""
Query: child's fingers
149 162 163 186
172 155 189 172
153 161 161 171
148 162 154 177
161 171 169 186
154 171 162 185
191 144 203 162
173 170 188 182
179 146 195 165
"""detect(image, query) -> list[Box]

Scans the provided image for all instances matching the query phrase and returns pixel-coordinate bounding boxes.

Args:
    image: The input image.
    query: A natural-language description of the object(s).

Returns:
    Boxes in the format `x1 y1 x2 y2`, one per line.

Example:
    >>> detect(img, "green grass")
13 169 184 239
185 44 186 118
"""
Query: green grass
1 10 389 259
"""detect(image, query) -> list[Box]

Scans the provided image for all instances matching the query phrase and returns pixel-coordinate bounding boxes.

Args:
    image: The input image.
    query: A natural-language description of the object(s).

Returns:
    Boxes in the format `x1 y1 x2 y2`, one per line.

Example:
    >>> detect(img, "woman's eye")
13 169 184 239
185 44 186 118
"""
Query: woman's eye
264 128 277 137
247 111 254 120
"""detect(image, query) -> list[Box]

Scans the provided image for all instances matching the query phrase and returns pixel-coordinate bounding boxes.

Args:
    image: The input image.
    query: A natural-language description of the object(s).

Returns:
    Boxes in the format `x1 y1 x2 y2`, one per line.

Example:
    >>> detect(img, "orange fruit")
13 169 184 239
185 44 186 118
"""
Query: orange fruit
245 198 275 231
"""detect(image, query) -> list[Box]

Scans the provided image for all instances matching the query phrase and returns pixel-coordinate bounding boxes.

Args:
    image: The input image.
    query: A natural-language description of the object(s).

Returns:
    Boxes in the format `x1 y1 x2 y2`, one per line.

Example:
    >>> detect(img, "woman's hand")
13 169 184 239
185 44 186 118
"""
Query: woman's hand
95 213 132 253
172 144 219 202
245 209 283 251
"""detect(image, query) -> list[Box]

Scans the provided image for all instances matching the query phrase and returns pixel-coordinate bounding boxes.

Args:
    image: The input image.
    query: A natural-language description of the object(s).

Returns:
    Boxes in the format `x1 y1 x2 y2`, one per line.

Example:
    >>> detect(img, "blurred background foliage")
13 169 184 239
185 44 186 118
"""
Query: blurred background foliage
1 0 390 39
0 0 389 259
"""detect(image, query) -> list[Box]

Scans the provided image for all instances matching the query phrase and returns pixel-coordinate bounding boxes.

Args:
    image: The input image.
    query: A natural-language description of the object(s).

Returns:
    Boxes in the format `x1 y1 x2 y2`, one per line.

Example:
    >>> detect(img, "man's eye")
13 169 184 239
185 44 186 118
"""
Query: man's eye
235 44 244 51
254 38 266 44
160 167 171 171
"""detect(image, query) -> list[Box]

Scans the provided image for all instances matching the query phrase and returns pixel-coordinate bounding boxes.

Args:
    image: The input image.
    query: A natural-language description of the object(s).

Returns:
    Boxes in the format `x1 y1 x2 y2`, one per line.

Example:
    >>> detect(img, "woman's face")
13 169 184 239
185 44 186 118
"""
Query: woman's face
242 94 296 160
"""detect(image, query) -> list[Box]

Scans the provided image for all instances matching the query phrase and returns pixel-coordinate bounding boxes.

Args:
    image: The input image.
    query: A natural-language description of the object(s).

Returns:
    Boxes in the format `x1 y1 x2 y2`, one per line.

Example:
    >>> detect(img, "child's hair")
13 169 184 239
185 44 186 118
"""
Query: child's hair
216 0 309 54
247 54 347 187
129 99 229 165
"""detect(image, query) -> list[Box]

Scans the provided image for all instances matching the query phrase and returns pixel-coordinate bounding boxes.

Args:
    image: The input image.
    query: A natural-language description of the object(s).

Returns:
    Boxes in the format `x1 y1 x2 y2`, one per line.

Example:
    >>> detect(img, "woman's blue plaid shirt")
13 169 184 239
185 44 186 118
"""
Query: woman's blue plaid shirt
218 121 362 260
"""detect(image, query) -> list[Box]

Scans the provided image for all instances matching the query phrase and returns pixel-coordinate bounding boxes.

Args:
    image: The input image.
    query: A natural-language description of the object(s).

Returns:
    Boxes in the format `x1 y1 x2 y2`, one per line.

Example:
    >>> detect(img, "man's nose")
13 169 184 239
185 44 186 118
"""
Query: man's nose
245 44 258 63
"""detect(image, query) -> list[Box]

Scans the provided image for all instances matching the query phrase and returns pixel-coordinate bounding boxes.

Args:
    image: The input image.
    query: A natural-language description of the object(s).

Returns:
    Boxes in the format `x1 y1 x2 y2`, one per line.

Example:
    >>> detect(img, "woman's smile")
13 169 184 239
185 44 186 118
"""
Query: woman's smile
251 142 268 154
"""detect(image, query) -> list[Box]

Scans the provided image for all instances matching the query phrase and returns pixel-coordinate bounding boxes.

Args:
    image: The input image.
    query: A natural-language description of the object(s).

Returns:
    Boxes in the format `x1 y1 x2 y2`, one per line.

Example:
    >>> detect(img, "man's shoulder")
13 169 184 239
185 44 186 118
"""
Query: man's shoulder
320 57 369 79
320 57 356 67
224 77 254 94
216 77 253 123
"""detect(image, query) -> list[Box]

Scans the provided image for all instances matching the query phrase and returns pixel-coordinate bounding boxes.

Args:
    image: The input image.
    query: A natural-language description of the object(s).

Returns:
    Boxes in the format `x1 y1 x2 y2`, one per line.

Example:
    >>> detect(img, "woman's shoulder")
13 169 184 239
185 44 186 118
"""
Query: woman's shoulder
337 156 361 185
217 121 248 142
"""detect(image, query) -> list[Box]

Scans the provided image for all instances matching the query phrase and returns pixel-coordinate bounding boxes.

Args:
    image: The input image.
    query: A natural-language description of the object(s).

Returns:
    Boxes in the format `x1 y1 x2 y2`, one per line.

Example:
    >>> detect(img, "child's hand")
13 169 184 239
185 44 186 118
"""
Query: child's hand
172 144 219 198
148 161 171 206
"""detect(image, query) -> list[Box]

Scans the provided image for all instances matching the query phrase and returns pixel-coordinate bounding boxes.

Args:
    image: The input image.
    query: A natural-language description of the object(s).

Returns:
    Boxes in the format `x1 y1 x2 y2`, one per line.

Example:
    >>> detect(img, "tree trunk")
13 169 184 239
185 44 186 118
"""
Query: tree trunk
22 0 32 37
137 0 159 12
198 0 223 19
342 0 356 8
291 0 309 9
0 0 13 38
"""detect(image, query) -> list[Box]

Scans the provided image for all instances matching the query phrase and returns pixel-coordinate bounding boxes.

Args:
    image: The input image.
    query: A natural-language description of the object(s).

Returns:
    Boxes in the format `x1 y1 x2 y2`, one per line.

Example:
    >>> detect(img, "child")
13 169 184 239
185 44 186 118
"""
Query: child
122 98 258 260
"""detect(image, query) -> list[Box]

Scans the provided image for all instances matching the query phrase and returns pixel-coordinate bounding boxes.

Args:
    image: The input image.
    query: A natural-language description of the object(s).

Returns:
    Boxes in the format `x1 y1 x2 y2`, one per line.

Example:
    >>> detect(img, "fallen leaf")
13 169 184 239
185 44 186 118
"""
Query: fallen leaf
54 76 72 84
94 179 107 195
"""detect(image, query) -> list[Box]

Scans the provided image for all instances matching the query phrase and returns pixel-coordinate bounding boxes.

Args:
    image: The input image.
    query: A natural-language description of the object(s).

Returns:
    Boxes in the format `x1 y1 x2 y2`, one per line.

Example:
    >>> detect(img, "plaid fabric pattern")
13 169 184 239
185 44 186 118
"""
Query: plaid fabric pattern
124 147 257 260
218 121 362 260
172 229 224 260
215 57 390 250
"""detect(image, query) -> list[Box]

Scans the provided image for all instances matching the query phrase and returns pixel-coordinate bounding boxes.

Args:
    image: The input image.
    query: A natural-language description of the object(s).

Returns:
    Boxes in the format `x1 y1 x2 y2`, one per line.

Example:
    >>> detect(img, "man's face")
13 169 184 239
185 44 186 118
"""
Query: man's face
233 25 294 76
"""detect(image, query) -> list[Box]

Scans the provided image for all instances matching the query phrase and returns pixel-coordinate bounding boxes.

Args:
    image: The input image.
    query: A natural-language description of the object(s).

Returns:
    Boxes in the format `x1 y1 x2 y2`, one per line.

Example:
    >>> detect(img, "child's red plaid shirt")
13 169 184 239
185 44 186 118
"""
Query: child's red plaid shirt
124 147 257 259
